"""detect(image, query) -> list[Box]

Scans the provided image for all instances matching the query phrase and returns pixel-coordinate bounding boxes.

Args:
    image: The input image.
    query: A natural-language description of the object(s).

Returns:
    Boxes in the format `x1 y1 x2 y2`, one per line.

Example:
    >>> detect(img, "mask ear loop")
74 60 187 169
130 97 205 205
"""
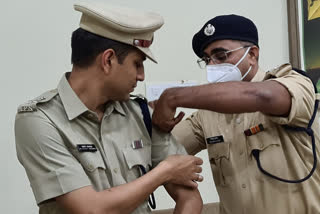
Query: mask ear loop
235 47 251 67
234 47 252 80
241 66 252 80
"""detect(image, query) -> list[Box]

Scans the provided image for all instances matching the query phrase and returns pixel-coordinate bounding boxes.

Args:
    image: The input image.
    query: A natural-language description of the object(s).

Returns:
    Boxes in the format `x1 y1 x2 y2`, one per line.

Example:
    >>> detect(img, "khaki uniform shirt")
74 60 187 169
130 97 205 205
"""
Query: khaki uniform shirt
173 64 320 214
15 73 186 214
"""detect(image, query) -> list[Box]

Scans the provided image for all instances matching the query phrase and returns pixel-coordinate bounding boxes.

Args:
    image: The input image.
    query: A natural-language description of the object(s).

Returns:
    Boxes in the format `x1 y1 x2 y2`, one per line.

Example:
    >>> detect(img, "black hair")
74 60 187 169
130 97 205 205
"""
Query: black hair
71 28 137 68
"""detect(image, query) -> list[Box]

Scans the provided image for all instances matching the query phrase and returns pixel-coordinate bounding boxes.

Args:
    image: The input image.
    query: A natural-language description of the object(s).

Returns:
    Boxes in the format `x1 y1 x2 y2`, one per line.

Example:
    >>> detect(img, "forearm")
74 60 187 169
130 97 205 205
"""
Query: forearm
164 81 290 115
165 183 203 214
57 154 202 214
99 165 169 213
57 164 170 214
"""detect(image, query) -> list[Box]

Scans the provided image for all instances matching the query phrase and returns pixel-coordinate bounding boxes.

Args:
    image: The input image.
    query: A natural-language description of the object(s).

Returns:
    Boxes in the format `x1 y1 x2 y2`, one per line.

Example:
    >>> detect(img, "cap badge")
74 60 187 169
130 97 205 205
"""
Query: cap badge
204 24 215 36
133 38 153 48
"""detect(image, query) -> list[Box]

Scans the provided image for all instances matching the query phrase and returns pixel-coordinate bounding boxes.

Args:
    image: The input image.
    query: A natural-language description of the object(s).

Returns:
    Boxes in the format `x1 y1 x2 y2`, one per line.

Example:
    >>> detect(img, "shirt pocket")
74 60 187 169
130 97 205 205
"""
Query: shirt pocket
208 142 230 186
73 150 110 190
76 151 106 171
246 130 286 181
122 145 152 182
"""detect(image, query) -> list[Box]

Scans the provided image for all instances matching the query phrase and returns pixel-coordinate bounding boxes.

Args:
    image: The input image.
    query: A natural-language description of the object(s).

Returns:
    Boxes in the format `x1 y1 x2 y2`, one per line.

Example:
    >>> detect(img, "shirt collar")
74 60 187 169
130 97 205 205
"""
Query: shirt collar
251 67 266 82
57 73 88 120
58 73 126 120
114 101 126 116
104 100 126 117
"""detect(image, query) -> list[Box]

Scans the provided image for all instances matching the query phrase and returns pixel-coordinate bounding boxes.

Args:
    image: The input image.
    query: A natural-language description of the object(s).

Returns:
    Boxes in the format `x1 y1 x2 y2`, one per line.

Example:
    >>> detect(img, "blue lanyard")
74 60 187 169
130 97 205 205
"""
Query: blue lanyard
134 96 156 209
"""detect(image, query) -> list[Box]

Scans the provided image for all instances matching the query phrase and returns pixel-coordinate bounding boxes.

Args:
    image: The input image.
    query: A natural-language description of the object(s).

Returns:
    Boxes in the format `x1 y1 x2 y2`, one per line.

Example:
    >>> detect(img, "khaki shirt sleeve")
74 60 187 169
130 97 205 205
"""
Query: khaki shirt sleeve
150 126 187 167
266 67 315 126
15 111 91 204
172 111 206 155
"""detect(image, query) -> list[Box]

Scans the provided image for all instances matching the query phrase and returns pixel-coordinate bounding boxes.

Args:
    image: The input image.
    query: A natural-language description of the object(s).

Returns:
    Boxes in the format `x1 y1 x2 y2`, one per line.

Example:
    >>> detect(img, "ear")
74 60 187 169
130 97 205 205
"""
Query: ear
100 49 116 74
248 46 259 64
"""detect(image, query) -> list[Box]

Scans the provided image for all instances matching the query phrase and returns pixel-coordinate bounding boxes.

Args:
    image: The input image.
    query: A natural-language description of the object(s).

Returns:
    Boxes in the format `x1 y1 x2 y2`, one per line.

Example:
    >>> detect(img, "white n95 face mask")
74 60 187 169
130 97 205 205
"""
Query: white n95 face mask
206 47 252 83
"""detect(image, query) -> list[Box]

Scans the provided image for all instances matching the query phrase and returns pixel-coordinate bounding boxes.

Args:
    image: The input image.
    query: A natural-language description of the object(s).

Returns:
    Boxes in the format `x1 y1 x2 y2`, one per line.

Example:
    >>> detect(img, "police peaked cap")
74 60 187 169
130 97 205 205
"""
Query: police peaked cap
74 1 164 63
192 14 259 58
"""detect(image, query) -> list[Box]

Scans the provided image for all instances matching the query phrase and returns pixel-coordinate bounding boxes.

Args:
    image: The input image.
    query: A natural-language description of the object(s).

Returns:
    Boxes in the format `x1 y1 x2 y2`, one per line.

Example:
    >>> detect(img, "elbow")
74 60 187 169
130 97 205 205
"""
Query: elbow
255 85 291 116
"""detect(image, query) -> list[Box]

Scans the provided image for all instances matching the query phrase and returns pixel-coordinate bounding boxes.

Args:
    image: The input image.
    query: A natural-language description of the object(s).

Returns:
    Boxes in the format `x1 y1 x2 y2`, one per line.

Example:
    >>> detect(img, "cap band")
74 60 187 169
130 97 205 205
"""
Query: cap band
133 38 153 48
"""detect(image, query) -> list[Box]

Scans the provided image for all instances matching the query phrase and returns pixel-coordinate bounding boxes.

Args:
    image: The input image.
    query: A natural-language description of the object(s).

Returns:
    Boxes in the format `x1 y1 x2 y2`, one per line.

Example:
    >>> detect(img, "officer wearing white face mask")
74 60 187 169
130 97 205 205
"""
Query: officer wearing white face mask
205 45 252 82
151 14 320 214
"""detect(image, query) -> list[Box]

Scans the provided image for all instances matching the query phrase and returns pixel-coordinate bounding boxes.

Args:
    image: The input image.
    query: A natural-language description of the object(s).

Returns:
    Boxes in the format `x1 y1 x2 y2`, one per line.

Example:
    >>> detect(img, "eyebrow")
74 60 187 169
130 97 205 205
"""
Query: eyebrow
210 47 229 55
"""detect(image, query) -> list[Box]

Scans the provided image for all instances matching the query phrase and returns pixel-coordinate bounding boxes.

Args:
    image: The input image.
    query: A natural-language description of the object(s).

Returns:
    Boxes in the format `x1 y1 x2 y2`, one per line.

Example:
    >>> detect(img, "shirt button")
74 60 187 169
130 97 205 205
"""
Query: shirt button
242 184 246 188
240 150 244 156
38 96 46 101
210 158 215 165
88 164 94 170
236 118 241 124
113 168 118 173
260 142 264 148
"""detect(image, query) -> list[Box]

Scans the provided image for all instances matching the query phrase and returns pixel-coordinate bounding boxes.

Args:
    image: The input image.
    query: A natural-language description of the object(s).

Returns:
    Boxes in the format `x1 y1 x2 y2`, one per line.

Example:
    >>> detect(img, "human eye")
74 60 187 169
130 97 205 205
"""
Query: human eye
135 61 143 69
212 52 227 61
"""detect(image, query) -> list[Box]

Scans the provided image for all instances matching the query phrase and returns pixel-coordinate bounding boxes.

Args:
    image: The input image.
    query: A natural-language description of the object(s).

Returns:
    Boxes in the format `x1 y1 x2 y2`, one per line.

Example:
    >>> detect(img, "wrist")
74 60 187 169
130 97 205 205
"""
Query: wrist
155 160 172 184
162 88 179 110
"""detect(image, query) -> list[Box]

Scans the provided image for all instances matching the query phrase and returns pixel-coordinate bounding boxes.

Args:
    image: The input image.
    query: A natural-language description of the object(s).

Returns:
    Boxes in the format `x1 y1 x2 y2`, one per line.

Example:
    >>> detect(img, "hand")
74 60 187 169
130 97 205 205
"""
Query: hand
160 154 203 188
152 89 185 132
148 100 158 109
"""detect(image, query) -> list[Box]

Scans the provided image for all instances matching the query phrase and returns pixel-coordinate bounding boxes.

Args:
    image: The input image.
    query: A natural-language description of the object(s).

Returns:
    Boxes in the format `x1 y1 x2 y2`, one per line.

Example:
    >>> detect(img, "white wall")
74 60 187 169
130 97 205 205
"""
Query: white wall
0 0 289 213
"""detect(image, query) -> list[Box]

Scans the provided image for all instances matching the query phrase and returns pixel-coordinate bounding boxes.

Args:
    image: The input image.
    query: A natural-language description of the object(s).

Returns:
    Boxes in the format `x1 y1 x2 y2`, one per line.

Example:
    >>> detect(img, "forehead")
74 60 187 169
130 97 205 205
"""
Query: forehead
203 39 242 55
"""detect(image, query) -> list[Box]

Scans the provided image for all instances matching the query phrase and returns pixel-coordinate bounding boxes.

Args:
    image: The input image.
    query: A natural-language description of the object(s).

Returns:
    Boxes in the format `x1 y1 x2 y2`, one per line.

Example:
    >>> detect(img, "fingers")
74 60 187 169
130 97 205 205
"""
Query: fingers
161 112 185 132
163 155 204 188
148 100 158 109
185 180 199 189
194 157 203 165
152 115 174 133
191 173 203 182
195 166 202 173
197 174 204 182
173 111 185 125
182 174 203 189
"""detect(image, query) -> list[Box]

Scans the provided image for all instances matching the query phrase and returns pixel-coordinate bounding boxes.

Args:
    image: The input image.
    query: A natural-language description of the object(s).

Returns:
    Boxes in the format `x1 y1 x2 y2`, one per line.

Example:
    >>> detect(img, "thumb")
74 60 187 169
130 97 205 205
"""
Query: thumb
184 180 199 189
173 111 185 125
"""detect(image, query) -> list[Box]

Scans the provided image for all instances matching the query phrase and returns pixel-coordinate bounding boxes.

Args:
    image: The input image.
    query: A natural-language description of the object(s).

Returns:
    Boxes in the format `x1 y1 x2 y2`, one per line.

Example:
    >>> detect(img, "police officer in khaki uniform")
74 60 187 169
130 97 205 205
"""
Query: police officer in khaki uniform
14 2 204 214
151 15 320 214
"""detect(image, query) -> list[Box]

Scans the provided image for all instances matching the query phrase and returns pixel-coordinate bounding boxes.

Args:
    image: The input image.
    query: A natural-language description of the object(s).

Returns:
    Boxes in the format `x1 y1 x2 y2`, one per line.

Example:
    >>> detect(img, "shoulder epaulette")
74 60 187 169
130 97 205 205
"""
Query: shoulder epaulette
17 89 58 113
266 63 291 74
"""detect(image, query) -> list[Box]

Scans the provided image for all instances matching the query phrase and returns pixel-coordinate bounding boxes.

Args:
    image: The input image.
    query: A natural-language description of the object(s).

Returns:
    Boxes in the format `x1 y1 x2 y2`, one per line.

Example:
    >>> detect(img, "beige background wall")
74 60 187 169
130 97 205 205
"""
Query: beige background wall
0 0 289 212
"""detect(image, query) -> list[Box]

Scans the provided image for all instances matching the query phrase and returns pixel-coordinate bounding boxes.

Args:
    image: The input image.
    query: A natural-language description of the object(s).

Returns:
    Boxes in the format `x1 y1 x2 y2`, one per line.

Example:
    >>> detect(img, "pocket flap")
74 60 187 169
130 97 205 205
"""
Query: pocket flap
247 136 280 152
123 145 152 169
74 150 106 172
208 142 230 160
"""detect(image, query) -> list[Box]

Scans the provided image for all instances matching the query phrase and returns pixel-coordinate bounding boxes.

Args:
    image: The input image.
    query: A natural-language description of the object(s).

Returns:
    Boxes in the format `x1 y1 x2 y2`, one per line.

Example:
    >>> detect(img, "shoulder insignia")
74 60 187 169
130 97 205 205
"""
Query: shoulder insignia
266 63 291 74
17 101 38 113
265 63 292 79
17 89 58 113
